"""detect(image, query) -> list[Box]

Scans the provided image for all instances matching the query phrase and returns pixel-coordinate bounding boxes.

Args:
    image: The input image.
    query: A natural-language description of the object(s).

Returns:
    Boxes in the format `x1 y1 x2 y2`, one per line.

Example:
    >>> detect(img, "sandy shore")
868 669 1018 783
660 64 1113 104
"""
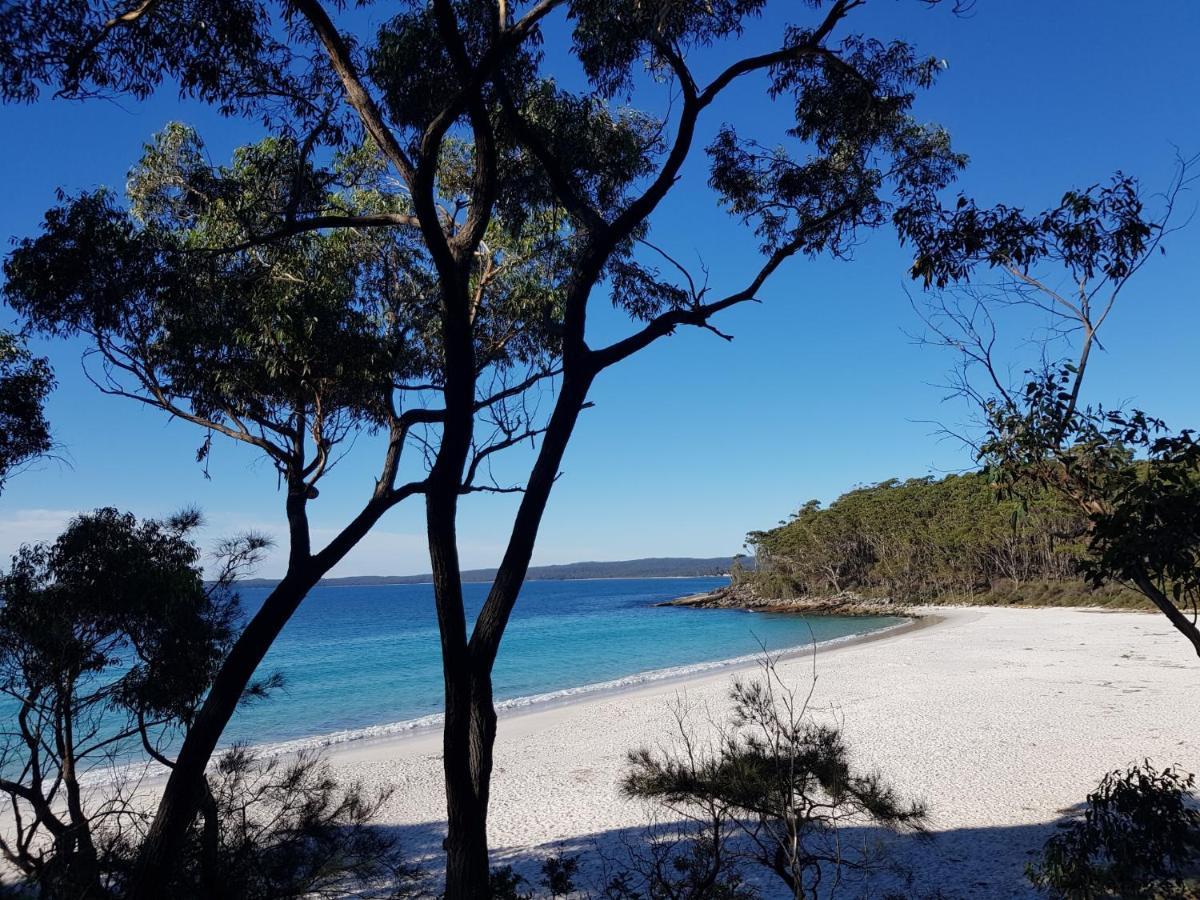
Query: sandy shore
326 607 1200 898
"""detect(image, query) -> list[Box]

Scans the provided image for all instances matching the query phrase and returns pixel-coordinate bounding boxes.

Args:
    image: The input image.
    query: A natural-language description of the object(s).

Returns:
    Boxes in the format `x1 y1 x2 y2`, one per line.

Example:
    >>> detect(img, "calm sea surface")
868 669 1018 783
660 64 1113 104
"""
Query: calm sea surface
222 578 904 750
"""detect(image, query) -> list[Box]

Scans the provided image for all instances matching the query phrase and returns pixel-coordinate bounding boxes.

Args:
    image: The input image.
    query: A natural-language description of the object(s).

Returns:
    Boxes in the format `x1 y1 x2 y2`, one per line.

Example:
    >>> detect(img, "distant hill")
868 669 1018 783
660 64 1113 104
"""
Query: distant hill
237 557 735 589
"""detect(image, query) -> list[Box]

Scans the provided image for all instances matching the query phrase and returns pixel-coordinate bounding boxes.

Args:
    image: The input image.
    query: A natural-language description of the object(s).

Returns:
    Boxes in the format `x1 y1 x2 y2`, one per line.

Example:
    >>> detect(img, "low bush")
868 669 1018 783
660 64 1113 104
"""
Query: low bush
1028 761 1200 899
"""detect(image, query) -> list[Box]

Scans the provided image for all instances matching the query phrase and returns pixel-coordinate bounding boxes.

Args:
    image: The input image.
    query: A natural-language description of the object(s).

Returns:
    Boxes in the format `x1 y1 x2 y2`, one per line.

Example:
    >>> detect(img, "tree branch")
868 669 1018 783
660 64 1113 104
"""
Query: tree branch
591 234 805 370
194 213 422 254
288 0 418 186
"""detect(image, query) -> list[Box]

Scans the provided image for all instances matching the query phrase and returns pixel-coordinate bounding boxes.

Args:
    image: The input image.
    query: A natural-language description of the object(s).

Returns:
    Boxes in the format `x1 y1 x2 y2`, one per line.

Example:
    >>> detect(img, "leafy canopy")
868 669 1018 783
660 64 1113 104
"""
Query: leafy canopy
0 507 247 725
0 330 53 492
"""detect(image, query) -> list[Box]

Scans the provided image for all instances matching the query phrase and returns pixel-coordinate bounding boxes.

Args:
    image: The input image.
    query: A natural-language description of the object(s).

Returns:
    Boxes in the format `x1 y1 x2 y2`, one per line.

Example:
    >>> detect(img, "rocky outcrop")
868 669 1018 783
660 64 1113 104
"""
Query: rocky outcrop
662 584 907 617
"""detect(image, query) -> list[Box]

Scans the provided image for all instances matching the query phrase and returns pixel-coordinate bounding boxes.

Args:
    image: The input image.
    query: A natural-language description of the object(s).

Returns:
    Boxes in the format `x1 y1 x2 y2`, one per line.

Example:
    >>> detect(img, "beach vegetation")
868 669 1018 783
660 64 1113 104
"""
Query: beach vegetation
599 819 756 900
912 163 1200 655
741 470 1093 604
163 745 414 900
488 856 582 900
1027 761 1200 899
623 657 926 899
0 510 408 899
0 1 976 895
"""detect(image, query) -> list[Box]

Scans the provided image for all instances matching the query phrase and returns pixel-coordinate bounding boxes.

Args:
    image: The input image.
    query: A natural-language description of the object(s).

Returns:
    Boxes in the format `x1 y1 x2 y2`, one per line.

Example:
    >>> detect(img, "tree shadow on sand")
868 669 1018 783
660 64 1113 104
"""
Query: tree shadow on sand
374 810 1086 899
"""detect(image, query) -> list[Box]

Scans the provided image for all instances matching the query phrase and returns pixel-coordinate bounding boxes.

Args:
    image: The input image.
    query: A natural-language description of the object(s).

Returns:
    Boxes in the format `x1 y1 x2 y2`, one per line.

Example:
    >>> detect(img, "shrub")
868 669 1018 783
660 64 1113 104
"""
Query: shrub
624 656 926 898
1028 761 1200 898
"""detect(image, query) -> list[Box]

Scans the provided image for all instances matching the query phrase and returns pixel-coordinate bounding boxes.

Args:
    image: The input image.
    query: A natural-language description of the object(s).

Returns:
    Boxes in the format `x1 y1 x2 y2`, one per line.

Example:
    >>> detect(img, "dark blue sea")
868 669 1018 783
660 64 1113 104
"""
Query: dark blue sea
223 578 904 752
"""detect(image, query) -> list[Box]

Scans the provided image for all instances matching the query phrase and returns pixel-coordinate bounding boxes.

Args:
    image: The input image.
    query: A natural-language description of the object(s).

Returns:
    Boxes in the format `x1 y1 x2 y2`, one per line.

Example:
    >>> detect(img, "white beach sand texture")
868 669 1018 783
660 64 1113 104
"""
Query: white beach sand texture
325 607 1200 898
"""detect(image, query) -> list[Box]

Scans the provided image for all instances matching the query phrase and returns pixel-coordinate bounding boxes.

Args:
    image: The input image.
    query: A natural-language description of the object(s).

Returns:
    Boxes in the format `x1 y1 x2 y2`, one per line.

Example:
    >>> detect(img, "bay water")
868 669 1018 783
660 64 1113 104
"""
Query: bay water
225 577 904 752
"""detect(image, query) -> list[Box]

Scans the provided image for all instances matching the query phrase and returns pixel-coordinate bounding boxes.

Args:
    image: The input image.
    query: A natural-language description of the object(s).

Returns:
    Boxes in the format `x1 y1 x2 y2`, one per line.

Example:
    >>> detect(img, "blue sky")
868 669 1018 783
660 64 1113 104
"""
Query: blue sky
2 0 1198 577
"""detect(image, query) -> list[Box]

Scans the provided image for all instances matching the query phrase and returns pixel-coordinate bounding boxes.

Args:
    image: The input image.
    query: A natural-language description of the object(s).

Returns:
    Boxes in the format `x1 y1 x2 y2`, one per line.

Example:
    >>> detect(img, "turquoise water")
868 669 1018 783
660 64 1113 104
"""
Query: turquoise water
223 578 904 751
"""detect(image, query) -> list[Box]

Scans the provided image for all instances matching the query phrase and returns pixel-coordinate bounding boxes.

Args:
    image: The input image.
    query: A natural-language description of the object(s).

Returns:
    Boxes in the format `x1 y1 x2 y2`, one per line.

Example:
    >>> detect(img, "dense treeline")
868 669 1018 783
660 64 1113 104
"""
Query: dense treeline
740 471 1098 603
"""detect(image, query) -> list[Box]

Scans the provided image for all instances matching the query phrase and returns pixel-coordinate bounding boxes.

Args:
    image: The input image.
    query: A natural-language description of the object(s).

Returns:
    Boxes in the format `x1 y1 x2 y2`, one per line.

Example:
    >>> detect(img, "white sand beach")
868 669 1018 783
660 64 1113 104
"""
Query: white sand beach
326 607 1200 898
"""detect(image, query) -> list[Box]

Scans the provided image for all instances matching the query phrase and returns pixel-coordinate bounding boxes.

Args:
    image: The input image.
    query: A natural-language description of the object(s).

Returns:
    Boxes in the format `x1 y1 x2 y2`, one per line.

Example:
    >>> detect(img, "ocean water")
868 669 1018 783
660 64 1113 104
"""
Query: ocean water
223 578 905 752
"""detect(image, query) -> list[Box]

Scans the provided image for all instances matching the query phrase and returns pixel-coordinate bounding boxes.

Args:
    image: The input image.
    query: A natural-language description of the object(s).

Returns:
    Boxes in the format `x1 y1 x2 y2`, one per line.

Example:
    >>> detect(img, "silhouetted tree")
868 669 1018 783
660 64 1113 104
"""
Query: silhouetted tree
0 509 407 899
0 508 251 896
1 2 969 894
0 330 53 493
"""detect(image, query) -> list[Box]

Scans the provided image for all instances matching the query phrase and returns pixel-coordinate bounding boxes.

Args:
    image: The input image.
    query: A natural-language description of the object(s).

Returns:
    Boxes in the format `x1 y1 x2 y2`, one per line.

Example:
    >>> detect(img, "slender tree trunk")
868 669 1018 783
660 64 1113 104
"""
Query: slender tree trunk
426 402 495 898
429 482 492 899
197 781 221 900
1132 571 1200 657
55 688 104 898
439 369 595 899
128 565 319 899
471 370 595 667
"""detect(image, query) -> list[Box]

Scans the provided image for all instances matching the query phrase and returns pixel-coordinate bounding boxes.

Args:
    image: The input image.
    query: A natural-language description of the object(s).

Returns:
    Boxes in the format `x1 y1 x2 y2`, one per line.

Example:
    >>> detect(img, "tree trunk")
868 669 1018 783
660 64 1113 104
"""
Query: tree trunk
55 689 105 899
439 369 594 899
428 472 491 899
442 669 494 899
197 780 222 900
1132 571 1200 657
128 567 318 899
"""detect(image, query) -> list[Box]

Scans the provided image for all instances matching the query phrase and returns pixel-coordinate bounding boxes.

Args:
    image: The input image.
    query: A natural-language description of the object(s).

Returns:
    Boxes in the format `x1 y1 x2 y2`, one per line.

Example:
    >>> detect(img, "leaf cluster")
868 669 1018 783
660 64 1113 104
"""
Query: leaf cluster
568 0 773 98
711 32 964 260
906 174 1156 289
0 330 53 493
1027 762 1200 899
0 507 240 724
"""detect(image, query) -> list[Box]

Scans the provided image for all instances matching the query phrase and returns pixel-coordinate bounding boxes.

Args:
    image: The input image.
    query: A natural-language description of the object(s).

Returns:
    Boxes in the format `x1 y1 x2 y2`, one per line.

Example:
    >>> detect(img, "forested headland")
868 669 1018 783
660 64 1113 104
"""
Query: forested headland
732 471 1143 608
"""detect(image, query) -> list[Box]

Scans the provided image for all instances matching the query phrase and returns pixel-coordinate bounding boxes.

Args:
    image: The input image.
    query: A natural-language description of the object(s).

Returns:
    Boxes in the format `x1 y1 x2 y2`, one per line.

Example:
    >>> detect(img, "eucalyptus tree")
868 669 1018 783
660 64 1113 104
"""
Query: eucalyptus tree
2 1 967 895
0 330 53 493
910 166 1200 655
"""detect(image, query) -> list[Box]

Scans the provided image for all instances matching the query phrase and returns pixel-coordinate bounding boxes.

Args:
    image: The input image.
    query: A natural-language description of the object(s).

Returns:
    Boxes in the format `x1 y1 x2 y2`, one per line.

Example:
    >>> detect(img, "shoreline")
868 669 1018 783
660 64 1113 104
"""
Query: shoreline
93 603 919 790
236 573 734 590
48 606 1200 898
243 612 932 763
321 605 1200 897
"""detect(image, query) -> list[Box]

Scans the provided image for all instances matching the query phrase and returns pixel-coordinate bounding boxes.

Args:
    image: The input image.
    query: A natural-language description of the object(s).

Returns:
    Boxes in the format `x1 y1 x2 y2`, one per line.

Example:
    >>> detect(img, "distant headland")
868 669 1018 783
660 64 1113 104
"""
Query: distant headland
235 557 736 589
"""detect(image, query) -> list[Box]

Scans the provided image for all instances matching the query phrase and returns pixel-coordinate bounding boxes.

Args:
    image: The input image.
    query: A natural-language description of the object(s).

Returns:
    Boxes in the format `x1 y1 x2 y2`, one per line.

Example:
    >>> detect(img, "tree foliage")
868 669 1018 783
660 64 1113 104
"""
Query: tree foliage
912 163 1200 652
624 658 926 898
983 378 1200 621
0 508 252 896
0 509 409 899
0 1 971 893
0 330 53 492
1027 762 1200 900
743 471 1088 602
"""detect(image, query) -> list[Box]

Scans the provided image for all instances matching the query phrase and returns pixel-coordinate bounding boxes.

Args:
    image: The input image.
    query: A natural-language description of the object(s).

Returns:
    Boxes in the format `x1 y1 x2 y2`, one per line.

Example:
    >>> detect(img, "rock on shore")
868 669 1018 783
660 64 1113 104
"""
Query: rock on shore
662 583 904 616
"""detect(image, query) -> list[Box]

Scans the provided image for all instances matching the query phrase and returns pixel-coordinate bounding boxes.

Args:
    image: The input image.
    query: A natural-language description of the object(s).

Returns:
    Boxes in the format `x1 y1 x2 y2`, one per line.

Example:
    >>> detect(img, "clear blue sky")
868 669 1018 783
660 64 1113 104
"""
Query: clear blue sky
2 0 1198 577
